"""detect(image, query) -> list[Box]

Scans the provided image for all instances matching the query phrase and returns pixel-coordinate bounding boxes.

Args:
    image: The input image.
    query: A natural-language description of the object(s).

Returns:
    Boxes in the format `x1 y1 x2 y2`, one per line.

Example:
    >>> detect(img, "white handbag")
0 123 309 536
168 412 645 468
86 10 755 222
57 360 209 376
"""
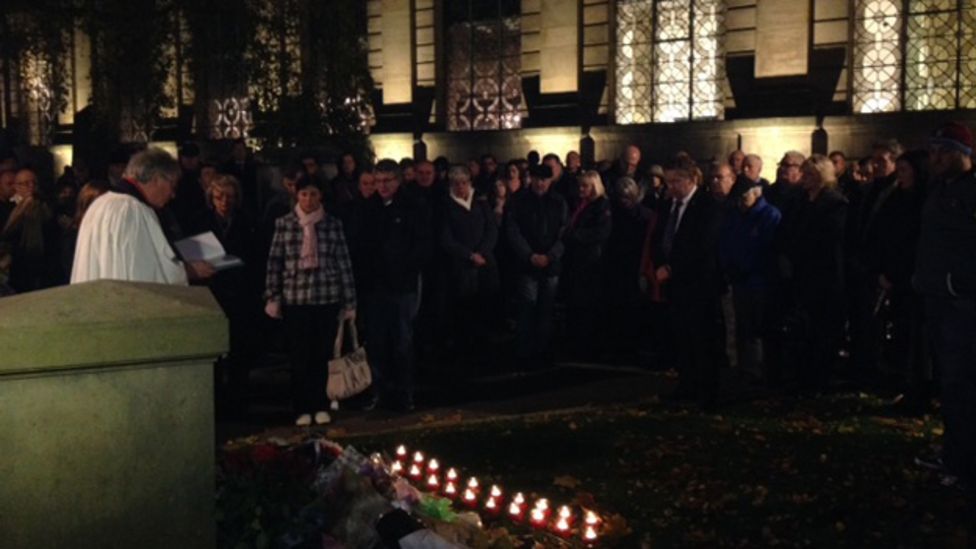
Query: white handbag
326 319 373 401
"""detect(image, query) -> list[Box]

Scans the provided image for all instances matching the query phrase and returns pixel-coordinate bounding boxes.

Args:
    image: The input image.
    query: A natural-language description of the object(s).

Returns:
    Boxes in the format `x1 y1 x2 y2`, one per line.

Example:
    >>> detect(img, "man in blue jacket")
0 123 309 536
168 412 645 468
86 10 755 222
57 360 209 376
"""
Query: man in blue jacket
719 182 782 384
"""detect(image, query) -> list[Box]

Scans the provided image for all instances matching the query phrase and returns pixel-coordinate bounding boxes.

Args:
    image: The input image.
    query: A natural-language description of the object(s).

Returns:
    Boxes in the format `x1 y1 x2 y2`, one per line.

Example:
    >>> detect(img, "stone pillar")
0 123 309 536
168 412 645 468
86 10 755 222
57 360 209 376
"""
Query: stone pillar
539 0 580 93
381 0 414 105
0 280 227 549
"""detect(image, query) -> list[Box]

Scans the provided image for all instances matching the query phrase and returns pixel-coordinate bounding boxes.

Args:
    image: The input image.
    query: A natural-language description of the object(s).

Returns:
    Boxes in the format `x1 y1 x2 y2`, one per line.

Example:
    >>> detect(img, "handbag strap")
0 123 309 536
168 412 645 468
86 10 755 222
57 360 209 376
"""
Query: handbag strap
332 317 360 358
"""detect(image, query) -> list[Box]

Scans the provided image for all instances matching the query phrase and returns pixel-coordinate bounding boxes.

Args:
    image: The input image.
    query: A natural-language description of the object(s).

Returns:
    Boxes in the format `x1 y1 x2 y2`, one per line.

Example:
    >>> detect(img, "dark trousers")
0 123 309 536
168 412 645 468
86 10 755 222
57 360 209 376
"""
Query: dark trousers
849 275 884 375
884 291 930 397
925 296 976 495
515 274 559 362
671 296 722 403
283 303 340 413
366 292 418 406
733 286 766 379
796 292 846 392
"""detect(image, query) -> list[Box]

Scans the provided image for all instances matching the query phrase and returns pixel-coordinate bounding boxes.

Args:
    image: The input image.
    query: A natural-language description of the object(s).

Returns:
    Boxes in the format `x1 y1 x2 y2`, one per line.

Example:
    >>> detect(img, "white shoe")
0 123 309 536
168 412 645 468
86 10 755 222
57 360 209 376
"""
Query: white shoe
314 411 331 425
295 413 312 427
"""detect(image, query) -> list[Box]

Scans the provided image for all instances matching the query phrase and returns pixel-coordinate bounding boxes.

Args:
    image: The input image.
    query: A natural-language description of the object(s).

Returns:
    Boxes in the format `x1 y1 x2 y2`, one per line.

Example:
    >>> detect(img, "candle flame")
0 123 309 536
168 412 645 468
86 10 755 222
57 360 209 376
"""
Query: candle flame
556 517 570 531
534 498 549 511
585 510 599 525
509 502 521 515
427 474 439 486
409 464 421 476
485 497 497 509
396 445 407 457
463 488 476 501
413 451 424 463
490 485 502 498
445 481 457 494
428 458 439 471
559 505 571 519
391 461 403 473
584 525 598 540
513 492 525 505
446 468 458 480
467 477 479 490
531 508 545 522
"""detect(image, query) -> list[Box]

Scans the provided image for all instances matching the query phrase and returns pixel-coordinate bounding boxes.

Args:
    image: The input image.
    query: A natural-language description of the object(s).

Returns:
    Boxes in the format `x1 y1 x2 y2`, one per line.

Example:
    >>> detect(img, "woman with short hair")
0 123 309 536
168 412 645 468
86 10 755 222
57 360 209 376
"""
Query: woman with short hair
265 175 357 426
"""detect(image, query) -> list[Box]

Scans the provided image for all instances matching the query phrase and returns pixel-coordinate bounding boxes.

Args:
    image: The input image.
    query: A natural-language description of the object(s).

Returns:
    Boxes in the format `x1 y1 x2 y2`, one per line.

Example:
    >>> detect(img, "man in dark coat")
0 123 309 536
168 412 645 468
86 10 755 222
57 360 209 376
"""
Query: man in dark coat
652 159 723 409
505 164 568 367
359 159 432 411
914 122 976 515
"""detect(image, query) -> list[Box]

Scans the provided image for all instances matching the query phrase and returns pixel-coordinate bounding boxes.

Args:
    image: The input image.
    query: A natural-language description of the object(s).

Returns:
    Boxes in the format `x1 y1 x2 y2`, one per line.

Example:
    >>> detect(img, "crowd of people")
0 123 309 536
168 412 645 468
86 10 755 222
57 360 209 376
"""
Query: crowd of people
1 123 974 501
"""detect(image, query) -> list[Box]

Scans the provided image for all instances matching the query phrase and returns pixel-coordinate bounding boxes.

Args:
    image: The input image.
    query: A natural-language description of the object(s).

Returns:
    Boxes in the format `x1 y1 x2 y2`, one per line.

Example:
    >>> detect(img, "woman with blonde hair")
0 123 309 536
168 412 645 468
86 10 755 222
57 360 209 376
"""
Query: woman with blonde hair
781 152 848 392
563 169 612 359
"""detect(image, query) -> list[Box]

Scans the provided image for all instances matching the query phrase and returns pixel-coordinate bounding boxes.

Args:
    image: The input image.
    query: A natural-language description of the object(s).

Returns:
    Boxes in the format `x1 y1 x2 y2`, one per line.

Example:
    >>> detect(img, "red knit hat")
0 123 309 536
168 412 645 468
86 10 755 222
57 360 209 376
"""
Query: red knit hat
930 121 974 156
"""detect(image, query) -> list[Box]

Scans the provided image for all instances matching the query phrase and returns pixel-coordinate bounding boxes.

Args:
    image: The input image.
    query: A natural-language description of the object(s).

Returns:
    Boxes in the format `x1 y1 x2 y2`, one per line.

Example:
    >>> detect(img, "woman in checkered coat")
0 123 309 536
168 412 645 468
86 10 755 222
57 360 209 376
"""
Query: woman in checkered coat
264 175 357 427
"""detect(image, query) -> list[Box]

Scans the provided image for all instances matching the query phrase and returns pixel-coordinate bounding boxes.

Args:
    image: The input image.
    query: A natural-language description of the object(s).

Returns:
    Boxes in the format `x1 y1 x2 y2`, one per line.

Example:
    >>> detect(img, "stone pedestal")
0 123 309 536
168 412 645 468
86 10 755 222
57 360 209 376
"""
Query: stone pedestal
0 280 227 549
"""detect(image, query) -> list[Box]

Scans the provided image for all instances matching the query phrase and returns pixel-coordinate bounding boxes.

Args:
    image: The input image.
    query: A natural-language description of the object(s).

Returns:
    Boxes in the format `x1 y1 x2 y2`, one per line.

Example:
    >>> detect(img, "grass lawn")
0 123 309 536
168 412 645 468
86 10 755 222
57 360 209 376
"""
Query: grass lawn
326 392 969 548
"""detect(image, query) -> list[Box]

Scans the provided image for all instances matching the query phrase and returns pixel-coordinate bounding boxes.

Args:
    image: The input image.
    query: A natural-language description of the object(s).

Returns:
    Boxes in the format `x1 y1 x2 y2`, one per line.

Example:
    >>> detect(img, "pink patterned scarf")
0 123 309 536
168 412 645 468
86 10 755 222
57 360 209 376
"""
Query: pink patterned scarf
294 204 325 270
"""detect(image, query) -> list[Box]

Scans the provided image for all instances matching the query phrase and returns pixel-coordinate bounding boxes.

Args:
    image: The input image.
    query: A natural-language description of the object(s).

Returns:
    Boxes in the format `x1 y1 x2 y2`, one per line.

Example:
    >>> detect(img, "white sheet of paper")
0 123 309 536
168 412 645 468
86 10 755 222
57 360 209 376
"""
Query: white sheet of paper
174 231 244 271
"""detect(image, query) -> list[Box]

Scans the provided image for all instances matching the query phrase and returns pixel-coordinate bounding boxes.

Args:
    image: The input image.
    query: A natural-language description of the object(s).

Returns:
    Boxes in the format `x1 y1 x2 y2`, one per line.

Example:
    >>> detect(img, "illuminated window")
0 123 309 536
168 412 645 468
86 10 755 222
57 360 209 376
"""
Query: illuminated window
853 0 902 113
615 0 654 124
855 0 976 113
446 1 523 131
614 0 725 125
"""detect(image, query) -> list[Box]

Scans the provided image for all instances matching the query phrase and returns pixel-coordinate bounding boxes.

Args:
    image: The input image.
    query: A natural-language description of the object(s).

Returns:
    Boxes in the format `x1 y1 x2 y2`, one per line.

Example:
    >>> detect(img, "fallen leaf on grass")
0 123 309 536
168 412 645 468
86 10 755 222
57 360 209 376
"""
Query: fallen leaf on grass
553 475 582 489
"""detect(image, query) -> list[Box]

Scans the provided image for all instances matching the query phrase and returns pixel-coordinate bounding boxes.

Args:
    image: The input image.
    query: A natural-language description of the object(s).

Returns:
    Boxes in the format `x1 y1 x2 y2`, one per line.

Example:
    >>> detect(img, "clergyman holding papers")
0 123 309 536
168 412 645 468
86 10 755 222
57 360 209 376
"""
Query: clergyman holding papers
71 148 215 285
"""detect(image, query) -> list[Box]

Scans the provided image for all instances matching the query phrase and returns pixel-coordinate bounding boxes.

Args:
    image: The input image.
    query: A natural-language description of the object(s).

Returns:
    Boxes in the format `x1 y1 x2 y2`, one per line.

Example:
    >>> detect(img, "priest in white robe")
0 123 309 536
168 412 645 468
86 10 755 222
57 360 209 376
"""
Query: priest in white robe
71 148 214 285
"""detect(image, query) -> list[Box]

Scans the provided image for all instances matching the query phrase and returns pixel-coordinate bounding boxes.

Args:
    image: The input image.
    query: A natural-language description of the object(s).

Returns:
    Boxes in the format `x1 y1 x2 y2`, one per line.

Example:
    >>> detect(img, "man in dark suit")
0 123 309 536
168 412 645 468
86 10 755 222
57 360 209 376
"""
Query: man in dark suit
653 158 724 410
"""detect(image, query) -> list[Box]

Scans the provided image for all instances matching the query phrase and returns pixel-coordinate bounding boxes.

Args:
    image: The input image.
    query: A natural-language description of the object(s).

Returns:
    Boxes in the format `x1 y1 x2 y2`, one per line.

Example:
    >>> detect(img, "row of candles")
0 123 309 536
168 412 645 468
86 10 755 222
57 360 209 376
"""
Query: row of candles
391 445 601 543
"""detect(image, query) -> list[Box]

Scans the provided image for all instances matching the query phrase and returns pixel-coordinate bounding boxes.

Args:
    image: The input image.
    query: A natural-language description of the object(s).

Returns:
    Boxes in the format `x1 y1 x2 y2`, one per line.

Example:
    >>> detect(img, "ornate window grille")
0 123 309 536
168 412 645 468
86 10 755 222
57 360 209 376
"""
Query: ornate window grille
855 0 976 113
615 0 724 125
446 1 523 131
615 0 654 124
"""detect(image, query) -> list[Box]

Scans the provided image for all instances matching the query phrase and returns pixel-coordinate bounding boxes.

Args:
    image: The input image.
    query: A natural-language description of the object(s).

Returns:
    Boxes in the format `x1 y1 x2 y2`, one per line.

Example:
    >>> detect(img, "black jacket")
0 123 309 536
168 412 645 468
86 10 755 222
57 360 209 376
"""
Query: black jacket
786 188 848 304
653 188 723 301
440 197 499 297
564 196 612 274
915 169 976 298
359 190 432 295
868 185 924 292
504 189 569 277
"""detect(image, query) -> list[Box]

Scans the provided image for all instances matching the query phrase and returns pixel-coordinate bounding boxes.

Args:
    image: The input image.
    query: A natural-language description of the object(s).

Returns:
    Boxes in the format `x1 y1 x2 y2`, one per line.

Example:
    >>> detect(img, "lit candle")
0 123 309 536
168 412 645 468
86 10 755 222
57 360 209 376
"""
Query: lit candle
530 507 547 527
408 464 422 478
513 492 525 505
413 451 424 464
555 516 571 536
427 474 439 489
427 458 440 473
490 485 502 498
584 510 600 526
534 498 549 511
484 497 499 514
508 501 524 520
583 525 599 543
558 505 572 522
462 488 478 508
444 481 457 497
467 477 479 491
446 468 458 481
396 445 407 460
391 461 403 474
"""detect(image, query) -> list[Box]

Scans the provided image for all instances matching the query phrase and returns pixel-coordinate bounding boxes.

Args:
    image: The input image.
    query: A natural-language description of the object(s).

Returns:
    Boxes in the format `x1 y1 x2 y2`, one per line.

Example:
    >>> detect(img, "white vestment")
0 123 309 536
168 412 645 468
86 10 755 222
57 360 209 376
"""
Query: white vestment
70 192 188 285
